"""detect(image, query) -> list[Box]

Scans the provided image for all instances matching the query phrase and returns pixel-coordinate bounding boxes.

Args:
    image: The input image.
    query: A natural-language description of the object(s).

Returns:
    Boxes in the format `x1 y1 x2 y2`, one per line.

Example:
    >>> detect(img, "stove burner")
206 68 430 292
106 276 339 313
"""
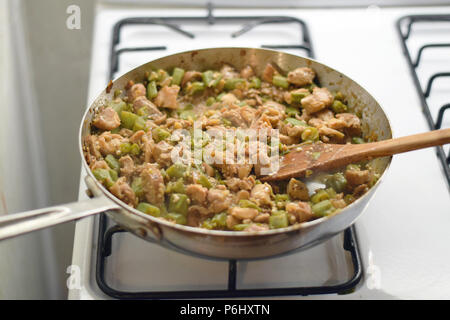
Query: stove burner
96 4 362 299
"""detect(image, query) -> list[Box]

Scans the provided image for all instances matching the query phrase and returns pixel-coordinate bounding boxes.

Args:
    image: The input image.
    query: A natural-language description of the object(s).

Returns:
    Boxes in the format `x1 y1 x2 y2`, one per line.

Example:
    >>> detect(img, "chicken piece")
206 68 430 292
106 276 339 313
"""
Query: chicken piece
222 109 248 128
140 163 165 206
254 213 270 223
141 133 155 163
330 199 347 209
207 188 231 213
92 107 121 131
226 214 240 229
154 85 179 109
84 135 101 160
186 184 208 205
188 205 211 216
301 87 333 114
318 126 346 141
202 163 216 177
235 190 250 202
221 164 253 180
220 93 238 105
286 201 314 223
220 64 239 80
132 96 162 116
119 128 134 137
336 113 362 136
287 178 309 201
315 109 334 121
240 65 254 79
240 106 257 126
119 155 134 178
90 160 109 170
129 130 146 144
353 184 369 198
151 140 173 167
127 83 146 102
225 176 256 193
262 63 276 83
110 177 136 207
287 67 315 86
250 183 273 207
230 207 258 220
97 132 126 156
345 168 370 186
181 71 202 87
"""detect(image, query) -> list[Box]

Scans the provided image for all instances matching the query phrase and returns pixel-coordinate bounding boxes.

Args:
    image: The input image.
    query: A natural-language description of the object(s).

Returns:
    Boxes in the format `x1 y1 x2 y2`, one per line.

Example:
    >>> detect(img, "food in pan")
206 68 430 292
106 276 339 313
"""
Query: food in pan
84 63 380 231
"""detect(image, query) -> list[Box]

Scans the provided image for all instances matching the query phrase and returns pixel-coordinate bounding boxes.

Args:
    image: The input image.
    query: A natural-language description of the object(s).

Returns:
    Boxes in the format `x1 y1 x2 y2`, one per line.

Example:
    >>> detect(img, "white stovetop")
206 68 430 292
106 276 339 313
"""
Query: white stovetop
69 4 450 299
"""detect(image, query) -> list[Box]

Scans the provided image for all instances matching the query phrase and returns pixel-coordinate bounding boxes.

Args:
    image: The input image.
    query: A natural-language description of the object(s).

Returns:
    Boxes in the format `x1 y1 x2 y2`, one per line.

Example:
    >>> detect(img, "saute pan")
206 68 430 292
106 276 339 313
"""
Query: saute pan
0 48 392 260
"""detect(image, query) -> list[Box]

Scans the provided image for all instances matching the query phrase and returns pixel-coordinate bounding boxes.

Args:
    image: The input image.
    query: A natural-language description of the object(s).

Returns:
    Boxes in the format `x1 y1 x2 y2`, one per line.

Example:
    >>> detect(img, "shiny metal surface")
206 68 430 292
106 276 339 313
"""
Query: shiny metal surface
1 48 393 259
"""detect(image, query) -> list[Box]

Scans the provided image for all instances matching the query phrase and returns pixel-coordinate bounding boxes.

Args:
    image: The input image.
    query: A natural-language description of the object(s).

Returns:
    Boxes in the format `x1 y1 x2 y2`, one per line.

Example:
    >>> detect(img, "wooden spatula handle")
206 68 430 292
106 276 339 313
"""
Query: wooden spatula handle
362 128 450 158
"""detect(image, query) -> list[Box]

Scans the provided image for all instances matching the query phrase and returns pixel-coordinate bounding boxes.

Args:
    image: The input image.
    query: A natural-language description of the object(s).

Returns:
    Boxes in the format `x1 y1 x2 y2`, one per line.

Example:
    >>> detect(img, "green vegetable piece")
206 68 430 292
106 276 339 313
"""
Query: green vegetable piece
166 213 187 225
120 142 132 154
206 97 216 106
224 78 245 91
179 109 196 120
202 219 214 230
301 127 319 142
198 174 212 189
166 163 186 179
152 127 171 143
311 189 330 204
334 91 345 101
249 77 261 89
291 90 310 103
130 143 141 156
133 116 147 132
147 71 159 82
352 137 365 144
108 98 127 114
188 81 205 95
269 212 288 229
202 70 215 87
272 75 289 89
211 212 227 228
147 81 158 99
120 110 139 130
105 154 120 172
166 178 186 194
331 100 348 113
109 169 118 182
284 118 307 127
168 193 189 215
137 202 161 217
222 118 232 127
113 89 122 99
344 194 355 204
275 194 289 202
325 173 347 193
233 224 250 231
171 67 185 86
238 199 262 212
92 168 114 188
131 177 144 198
311 200 335 217
286 106 300 117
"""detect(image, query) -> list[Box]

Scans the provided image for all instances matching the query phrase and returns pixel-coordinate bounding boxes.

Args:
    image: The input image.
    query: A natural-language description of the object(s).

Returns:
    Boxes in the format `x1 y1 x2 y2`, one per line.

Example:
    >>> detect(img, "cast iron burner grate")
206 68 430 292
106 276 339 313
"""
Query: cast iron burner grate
95 4 362 299
397 15 450 187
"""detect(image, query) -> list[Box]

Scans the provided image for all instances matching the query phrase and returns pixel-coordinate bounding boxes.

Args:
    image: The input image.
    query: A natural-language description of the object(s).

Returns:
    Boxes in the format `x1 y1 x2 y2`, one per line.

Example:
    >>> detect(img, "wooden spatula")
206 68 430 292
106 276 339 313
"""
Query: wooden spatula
261 128 450 182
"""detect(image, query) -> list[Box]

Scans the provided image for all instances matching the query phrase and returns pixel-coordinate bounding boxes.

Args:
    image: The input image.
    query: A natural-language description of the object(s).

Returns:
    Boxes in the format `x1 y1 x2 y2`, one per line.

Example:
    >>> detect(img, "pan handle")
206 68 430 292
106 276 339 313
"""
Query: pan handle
0 196 119 241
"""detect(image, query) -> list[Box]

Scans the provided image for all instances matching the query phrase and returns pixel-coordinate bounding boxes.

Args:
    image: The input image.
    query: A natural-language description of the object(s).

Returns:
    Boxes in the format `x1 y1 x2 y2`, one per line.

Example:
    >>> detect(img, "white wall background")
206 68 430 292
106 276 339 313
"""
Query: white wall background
0 0 95 299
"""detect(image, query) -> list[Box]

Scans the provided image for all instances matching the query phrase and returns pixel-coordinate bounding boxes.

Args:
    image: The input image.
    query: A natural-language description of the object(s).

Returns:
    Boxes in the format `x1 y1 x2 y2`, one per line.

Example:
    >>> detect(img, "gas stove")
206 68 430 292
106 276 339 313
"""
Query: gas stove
69 3 450 299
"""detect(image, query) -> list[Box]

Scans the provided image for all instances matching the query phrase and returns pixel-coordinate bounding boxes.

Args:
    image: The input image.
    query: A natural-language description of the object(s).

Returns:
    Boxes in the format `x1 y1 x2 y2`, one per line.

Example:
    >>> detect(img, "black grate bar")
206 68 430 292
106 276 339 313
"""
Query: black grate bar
397 15 450 187
414 43 450 68
401 14 450 40
424 72 450 97
435 103 450 129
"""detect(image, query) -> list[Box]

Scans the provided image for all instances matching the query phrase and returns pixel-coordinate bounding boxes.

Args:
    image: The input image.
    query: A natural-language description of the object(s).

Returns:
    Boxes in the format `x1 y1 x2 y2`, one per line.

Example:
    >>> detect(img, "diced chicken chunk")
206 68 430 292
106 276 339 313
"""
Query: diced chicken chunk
286 201 314 223
127 83 146 102
250 183 273 206
92 107 121 131
336 113 362 136
301 87 333 114
181 71 202 87
119 155 134 178
110 177 136 207
154 85 180 109
140 163 165 206
207 188 231 213
262 63 276 83
186 184 208 205
287 67 315 86
345 168 370 186
240 65 254 79
230 207 258 220
133 96 162 115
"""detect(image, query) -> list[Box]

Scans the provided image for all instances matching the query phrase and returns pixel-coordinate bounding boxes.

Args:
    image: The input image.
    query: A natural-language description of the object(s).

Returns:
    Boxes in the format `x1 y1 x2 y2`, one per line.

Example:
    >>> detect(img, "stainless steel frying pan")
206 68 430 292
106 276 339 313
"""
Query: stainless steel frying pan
0 48 392 260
